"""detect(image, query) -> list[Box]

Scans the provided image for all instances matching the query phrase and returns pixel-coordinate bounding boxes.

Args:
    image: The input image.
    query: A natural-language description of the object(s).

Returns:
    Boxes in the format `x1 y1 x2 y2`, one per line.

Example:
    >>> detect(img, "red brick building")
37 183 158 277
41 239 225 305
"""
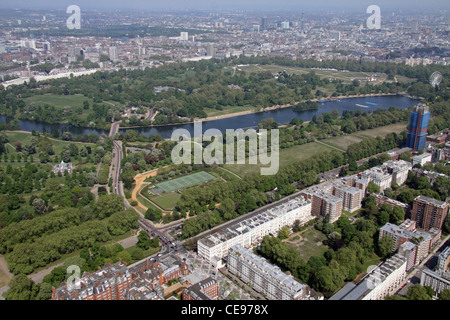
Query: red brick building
182 277 219 300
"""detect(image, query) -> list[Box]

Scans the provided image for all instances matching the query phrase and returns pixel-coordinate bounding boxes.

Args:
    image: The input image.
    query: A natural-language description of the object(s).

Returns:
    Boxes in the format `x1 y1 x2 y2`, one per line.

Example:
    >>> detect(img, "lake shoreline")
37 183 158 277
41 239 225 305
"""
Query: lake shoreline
118 92 410 130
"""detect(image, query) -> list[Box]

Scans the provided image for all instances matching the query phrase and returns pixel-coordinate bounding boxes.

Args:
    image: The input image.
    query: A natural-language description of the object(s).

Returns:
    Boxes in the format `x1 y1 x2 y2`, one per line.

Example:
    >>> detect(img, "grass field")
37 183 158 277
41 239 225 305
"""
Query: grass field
285 227 328 261
222 122 408 178
152 192 182 210
223 141 333 177
152 171 216 193
24 94 93 109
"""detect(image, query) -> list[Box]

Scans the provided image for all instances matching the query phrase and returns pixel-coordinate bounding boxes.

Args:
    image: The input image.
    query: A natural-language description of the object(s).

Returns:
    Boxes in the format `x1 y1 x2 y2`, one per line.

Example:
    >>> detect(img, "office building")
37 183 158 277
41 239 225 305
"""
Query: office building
410 195 449 231
227 244 322 300
407 104 430 151
197 198 312 264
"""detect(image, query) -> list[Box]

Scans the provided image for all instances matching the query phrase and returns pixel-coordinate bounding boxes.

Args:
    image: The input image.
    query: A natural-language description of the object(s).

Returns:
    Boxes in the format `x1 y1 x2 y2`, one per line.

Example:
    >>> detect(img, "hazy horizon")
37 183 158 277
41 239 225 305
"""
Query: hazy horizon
1 0 449 12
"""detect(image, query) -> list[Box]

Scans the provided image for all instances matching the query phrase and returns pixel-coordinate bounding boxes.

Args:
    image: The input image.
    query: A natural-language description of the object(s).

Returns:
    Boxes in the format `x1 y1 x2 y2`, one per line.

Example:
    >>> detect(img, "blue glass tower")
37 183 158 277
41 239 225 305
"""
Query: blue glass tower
406 104 430 151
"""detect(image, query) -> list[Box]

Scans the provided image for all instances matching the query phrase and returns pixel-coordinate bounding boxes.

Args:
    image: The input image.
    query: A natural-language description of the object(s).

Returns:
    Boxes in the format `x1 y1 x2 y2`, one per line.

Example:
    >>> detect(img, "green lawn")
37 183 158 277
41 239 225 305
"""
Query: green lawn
285 227 329 261
152 192 182 210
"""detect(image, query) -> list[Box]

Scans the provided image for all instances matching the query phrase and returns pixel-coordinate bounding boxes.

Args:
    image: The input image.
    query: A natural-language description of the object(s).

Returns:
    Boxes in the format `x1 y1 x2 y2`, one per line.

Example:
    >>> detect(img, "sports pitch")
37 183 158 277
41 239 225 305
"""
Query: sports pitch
152 171 216 193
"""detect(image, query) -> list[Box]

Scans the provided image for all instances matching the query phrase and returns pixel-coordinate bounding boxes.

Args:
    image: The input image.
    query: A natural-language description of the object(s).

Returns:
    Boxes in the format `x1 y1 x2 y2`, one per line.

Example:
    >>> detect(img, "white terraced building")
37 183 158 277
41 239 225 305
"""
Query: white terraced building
227 244 323 300
197 198 312 264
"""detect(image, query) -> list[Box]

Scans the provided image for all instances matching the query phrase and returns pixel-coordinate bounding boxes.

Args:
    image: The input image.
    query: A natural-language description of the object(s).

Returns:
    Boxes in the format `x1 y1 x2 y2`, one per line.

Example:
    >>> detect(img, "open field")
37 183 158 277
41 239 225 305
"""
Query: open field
24 94 93 109
285 227 328 261
223 141 334 177
152 192 182 210
205 105 256 118
354 122 408 139
238 64 397 85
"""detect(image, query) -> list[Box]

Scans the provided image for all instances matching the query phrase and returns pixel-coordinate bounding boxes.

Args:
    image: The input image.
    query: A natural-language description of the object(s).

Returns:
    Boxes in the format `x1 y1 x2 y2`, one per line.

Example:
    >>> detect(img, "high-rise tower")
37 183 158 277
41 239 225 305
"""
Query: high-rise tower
406 104 430 151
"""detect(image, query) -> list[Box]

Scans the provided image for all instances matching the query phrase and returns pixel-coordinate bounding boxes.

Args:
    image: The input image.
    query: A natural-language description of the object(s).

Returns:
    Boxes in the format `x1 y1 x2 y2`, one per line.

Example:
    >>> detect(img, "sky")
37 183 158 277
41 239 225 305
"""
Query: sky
1 0 449 11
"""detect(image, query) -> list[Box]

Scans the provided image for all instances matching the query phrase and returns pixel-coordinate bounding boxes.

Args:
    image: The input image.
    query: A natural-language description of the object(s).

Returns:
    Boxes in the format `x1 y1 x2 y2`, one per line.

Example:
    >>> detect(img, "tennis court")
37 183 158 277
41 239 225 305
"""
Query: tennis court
152 171 216 193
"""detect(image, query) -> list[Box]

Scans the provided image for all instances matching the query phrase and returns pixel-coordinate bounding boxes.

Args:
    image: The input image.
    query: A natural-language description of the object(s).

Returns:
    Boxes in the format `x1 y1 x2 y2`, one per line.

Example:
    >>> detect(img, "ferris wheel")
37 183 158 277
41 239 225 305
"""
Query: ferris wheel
429 71 443 88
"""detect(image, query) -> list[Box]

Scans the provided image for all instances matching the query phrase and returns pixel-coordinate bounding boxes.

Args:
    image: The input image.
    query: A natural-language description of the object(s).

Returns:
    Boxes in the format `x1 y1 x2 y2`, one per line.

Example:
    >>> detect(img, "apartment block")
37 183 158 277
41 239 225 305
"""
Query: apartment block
182 277 219 300
379 221 442 269
332 183 363 213
52 256 190 300
410 195 449 231
227 244 322 300
360 167 393 193
197 197 312 264
329 253 406 300
380 160 412 186
52 261 132 300
371 193 411 216
302 190 343 223
412 153 432 167
420 246 450 295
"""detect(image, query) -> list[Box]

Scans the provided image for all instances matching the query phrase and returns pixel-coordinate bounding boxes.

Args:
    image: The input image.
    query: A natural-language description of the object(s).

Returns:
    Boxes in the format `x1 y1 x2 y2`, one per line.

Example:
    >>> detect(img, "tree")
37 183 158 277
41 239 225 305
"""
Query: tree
367 181 381 194
407 285 432 300
391 206 405 225
439 289 450 300
117 250 132 264
145 207 163 222
378 210 390 226
3 274 38 300
36 282 53 300
137 230 151 250
278 227 290 240
61 132 73 141
93 194 125 219
219 198 235 220
32 198 46 215
377 236 393 257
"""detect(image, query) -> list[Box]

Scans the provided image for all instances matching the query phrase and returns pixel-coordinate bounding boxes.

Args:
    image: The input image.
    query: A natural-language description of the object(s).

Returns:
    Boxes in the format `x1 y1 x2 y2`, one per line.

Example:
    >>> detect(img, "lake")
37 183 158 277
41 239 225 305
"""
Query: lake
1 95 419 139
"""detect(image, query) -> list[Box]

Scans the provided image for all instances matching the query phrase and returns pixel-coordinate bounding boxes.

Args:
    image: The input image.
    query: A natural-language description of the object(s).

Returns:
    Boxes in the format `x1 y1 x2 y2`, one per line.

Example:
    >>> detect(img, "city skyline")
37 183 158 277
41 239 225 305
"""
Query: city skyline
1 0 449 11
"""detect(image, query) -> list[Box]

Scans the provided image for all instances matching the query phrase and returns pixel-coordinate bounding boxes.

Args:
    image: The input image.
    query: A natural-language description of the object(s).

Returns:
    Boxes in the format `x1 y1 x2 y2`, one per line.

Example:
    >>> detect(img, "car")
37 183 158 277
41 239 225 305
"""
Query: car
157 253 162 257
